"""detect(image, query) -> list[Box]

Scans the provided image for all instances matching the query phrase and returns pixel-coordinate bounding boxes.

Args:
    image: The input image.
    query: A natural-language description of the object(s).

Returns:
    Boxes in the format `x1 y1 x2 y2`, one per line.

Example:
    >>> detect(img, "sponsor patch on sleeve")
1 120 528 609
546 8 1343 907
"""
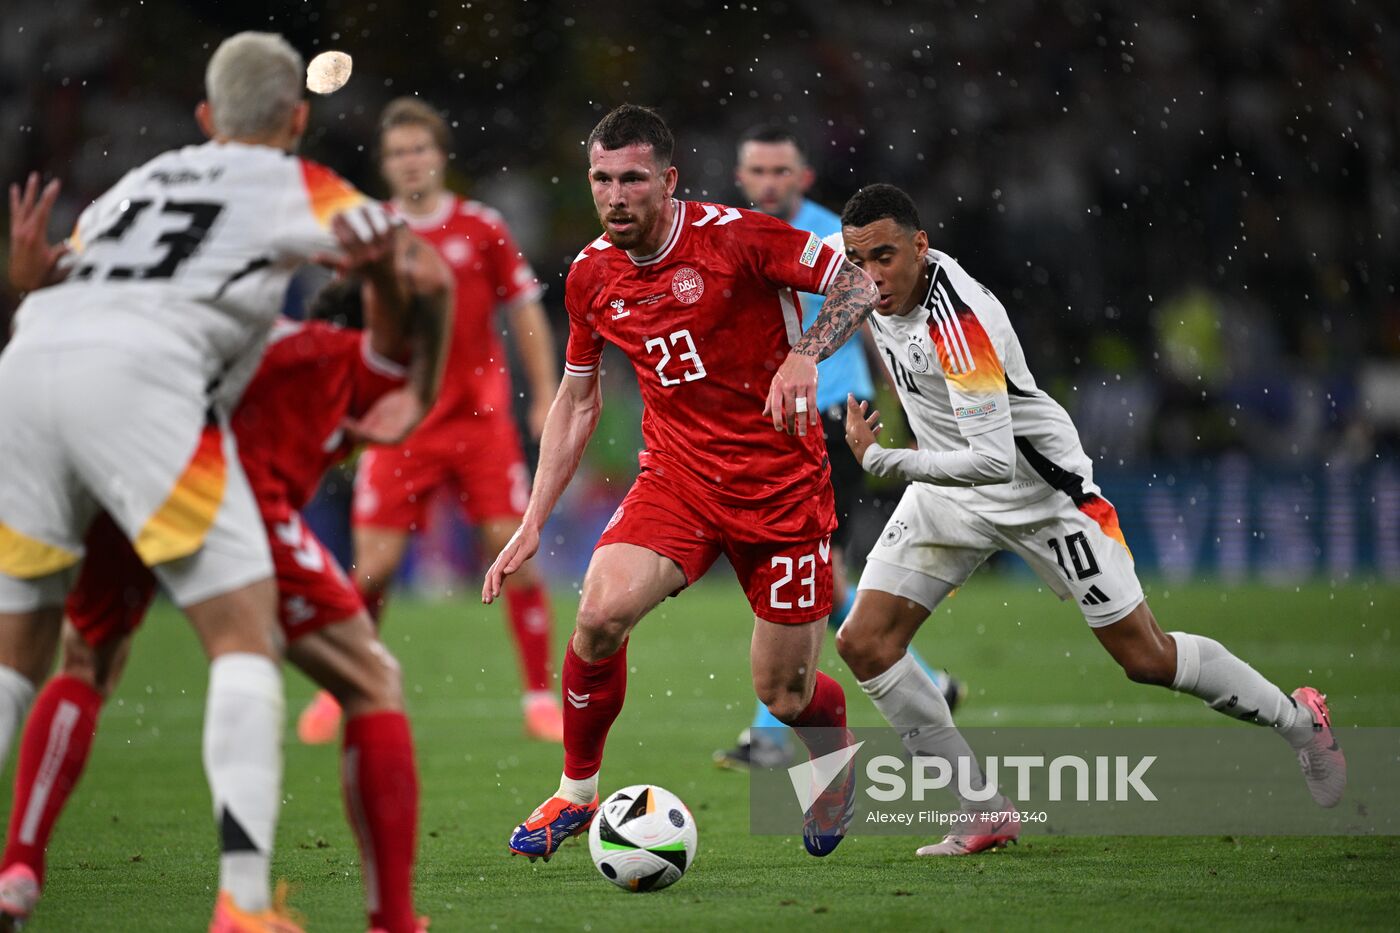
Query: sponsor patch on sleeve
799 231 821 268
954 400 999 420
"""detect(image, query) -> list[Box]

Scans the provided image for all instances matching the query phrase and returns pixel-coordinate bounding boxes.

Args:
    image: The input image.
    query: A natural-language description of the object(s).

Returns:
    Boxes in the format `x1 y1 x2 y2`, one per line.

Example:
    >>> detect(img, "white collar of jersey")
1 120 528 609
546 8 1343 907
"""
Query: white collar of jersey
393 193 457 230
626 199 685 266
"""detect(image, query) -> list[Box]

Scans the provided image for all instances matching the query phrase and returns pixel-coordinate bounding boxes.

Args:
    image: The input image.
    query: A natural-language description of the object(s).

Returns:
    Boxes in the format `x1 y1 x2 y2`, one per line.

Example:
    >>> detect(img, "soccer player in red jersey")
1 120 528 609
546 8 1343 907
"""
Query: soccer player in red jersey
485 105 881 860
0 219 450 933
314 97 565 745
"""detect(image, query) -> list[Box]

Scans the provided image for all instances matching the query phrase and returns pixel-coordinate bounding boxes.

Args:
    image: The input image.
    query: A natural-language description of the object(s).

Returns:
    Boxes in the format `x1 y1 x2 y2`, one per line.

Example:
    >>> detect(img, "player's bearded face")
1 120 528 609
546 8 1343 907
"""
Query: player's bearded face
589 143 677 251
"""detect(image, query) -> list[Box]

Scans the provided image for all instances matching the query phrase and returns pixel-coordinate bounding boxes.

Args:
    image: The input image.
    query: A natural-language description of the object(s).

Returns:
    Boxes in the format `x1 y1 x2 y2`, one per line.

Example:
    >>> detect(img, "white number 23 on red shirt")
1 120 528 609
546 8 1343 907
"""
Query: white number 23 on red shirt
644 329 708 386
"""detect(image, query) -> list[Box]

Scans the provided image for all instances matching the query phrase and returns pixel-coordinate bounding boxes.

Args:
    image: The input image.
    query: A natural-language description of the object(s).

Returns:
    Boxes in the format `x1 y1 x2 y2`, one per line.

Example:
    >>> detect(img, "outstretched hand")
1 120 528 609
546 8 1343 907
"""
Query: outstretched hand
8 172 68 292
311 205 398 278
482 523 541 604
844 393 883 466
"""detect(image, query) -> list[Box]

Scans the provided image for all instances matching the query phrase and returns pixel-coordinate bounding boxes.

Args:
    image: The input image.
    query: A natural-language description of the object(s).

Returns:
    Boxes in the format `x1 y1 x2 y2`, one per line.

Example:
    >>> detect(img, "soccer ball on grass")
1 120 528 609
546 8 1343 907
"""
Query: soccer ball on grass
588 784 698 892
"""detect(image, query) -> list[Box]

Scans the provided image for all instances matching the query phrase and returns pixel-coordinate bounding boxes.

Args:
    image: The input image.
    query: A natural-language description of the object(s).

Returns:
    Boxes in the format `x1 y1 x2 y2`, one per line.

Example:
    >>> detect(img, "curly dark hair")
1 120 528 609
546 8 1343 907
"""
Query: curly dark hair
840 183 921 232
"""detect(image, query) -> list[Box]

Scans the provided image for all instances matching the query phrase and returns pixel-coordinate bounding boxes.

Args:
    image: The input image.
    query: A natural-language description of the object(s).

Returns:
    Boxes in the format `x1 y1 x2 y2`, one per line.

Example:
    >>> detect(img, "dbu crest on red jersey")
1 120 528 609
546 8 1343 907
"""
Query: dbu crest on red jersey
561 201 844 507
441 235 474 267
671 267 704 304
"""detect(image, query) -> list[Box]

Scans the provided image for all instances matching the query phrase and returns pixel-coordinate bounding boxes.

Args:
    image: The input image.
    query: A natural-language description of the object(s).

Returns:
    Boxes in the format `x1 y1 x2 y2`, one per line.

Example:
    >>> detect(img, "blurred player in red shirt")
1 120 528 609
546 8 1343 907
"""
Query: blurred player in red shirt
0 218 450 933
485 105 881 861
300 98 564 745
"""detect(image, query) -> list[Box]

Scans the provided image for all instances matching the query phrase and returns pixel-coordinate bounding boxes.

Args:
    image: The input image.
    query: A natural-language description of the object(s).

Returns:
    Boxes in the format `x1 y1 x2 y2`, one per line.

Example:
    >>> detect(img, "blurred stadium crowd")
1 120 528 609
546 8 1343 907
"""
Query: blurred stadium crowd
2 0 1396 577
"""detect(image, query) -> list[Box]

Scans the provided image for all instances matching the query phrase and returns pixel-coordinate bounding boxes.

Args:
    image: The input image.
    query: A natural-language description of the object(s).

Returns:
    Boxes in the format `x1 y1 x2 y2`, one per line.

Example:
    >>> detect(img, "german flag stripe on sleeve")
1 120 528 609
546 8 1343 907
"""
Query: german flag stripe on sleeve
299 159 367 229
927 268 1006 394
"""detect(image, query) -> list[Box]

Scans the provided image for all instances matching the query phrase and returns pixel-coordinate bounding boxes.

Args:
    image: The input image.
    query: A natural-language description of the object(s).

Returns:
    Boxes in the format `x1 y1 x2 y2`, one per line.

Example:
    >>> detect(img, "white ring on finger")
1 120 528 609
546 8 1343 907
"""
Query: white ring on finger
794 396 809 414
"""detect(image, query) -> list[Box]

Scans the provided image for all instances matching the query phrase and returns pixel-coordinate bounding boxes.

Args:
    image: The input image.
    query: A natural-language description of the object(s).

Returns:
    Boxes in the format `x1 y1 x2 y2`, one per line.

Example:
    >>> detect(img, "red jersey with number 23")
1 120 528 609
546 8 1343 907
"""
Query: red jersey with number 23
564 200 846 507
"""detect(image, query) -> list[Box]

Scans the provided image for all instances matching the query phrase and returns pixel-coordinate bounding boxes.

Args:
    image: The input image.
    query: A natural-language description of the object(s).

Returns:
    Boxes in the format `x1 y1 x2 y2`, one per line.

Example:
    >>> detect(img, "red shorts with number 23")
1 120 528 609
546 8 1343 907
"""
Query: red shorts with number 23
595 467 837 624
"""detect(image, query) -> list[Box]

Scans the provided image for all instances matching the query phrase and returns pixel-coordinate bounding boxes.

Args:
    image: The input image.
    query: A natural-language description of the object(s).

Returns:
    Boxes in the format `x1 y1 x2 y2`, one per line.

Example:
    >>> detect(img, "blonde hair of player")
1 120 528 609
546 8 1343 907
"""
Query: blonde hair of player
201 32 307 145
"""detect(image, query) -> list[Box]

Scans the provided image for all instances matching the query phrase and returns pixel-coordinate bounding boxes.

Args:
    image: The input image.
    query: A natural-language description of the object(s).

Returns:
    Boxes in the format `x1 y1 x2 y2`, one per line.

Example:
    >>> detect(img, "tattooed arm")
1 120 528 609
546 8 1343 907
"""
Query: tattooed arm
793 260 880 361
763 258 879 434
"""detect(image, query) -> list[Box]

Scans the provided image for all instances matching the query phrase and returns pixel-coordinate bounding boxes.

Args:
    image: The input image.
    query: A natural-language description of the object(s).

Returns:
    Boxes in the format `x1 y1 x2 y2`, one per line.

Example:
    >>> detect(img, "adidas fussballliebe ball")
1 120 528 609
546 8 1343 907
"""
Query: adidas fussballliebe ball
588 784 698 892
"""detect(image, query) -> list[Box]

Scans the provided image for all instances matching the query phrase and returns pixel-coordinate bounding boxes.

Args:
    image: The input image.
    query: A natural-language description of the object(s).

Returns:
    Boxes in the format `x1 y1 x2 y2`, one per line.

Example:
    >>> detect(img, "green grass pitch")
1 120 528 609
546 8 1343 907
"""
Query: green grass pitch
8 575 1398 930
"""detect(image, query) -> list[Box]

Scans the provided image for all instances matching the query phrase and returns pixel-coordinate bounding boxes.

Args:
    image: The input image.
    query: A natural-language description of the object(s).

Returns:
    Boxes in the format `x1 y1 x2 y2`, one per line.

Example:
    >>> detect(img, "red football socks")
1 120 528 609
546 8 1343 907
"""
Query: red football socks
3 676 103 884
504 584 555 693
343 712 419 933
561 640 628 780
791 672 850 760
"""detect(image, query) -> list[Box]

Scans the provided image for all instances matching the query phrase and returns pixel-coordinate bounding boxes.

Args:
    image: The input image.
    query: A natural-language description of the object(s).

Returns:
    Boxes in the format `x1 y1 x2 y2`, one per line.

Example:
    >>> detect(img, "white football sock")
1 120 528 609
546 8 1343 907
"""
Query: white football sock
859 652 999 811
0 665 35 774
556 773 598 805
203 653 284 912
1168 632 1313 747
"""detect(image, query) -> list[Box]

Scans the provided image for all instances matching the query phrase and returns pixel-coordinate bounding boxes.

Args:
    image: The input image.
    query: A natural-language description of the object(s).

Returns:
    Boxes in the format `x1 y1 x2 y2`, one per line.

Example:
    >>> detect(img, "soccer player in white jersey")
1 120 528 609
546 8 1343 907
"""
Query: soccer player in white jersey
0 32 390 931
828 184 1345 856
717 126 964 771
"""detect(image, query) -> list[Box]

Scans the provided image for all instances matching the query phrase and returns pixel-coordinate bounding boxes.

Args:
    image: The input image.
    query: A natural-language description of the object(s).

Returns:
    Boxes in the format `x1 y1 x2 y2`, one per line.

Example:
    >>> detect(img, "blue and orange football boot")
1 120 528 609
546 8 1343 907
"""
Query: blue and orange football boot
802 755 857 858
508 795 599 862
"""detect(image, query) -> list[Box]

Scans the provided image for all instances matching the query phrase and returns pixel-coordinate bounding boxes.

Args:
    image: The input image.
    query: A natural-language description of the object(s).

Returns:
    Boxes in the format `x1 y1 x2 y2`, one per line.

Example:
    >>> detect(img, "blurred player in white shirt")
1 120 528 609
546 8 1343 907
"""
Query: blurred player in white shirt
830 184 1345 857
0 32 390 932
